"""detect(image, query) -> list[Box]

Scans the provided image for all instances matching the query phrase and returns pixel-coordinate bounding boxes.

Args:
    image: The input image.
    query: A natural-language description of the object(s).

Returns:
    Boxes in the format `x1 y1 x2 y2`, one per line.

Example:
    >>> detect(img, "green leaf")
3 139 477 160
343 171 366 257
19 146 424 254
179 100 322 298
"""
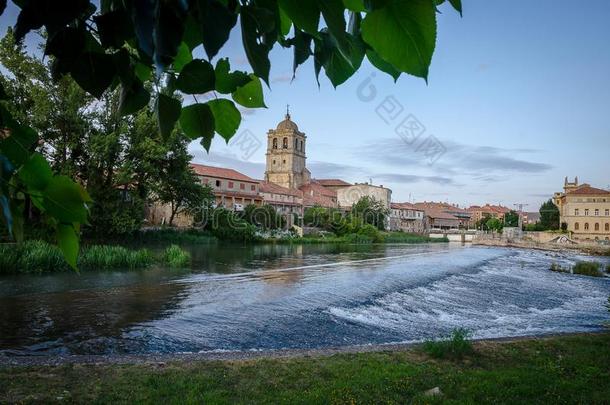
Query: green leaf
214 58 251 94
279 0 319 35
175 59 215 94
134 62 152 82
94 8 134 49
343 0 365 11
278 6 292 37
57 223 79 270
361 0 436 80
156 94 182 138
18 153 53 191
0 124 38 167
447 0 462 16
293 30 313 78
70 52 117 98
314 31 364 87
366 49 400 81
118 80 150 116
179 103 215 142
232 75 266 108
207 99 241 142
43 176 91 224
240 5 274 85
173 42 192 73
197 0 238 60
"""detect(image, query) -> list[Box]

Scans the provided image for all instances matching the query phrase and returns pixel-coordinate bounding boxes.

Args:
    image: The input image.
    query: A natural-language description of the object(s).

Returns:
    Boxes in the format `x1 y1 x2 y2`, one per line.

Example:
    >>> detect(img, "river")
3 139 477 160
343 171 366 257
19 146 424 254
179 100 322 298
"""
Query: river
0 243 609 356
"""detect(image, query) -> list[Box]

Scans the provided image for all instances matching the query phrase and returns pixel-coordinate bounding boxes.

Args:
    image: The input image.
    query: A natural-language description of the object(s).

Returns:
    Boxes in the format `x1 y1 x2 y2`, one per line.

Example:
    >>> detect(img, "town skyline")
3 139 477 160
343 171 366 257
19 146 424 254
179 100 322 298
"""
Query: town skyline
183 0 610 210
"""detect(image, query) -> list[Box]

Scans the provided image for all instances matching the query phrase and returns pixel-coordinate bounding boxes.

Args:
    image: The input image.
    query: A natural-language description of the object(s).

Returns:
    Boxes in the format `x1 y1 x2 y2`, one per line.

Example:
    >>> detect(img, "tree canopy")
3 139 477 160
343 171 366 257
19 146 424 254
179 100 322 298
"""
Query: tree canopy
0 0 462 265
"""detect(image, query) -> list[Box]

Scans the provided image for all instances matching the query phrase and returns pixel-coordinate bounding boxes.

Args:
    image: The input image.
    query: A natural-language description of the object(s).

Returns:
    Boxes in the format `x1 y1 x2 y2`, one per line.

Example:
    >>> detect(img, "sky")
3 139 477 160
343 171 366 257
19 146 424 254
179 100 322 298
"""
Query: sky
2 1 610 210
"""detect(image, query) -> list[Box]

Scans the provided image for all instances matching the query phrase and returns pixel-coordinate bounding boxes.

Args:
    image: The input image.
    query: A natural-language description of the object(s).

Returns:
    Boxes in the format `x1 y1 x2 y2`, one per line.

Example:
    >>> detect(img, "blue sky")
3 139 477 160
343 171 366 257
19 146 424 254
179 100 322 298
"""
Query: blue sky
2 1 610 210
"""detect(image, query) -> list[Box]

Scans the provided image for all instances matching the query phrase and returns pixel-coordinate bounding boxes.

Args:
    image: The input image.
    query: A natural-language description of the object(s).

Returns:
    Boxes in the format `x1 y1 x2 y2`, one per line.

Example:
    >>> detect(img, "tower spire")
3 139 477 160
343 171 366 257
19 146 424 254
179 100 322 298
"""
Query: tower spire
286 104 290 119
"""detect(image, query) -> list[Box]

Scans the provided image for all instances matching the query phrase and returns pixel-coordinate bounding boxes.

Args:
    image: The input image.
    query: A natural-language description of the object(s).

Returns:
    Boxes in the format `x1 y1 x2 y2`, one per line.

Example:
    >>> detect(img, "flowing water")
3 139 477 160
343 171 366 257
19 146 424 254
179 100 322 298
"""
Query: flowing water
0 243 609 356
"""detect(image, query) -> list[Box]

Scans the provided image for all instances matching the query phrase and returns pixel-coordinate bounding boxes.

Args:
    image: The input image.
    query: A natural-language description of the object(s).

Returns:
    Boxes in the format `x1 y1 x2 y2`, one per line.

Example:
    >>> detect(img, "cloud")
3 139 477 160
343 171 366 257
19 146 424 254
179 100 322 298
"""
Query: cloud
374 173 456 185
355 137 552 176
271 74 293 83
308 161 366 179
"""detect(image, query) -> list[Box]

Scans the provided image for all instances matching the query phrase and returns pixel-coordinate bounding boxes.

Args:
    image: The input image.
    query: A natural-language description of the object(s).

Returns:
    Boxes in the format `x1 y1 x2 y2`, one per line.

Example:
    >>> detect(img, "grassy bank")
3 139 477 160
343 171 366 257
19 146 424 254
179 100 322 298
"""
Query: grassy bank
1 333 608 403
0 240 190 274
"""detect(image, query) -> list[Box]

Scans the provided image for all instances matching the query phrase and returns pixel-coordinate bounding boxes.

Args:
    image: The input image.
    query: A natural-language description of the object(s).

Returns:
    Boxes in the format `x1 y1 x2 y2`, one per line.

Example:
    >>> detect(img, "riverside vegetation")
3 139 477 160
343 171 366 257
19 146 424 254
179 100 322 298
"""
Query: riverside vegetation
1 333 608 403
0 241 191 274
550 261 610 277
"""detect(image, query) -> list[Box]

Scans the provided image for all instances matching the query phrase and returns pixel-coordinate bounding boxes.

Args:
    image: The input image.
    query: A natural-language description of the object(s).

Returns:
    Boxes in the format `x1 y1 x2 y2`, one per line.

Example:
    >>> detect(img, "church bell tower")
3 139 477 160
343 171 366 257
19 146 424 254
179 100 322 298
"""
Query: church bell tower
264 107 310 189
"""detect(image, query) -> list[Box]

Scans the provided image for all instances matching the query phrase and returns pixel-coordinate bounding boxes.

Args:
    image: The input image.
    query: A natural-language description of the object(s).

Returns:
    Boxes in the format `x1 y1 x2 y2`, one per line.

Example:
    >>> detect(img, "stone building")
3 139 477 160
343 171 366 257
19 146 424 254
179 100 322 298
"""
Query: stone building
264 112 311 190
467 204 511 227
414 202 471 230
553 177 610 241
389 203 425 233
191 163 263 210
258 181 304 226
336 183 392 210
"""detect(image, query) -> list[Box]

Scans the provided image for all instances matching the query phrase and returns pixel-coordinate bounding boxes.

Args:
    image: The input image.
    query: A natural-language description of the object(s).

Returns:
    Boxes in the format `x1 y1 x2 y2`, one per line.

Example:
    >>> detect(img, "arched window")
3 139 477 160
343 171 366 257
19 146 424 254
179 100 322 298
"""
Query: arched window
300 140 303 151
272 138 278 149
594 223 599 231
283 137 288 148
605 223 609 231
575 222 579 230
584 223 589 230
294 138 298 149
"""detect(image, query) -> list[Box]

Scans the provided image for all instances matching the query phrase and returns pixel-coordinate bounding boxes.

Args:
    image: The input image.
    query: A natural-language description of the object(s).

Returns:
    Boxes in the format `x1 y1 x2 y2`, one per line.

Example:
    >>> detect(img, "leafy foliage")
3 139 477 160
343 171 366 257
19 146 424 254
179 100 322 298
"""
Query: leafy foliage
539 199 560 231
504 210 519 227
0 0 461 264
163 244 191 268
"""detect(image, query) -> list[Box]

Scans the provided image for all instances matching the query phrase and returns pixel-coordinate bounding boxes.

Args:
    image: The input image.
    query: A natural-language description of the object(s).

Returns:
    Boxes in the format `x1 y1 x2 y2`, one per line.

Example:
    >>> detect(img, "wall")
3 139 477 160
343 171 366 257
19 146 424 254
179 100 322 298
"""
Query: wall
337 184 392 209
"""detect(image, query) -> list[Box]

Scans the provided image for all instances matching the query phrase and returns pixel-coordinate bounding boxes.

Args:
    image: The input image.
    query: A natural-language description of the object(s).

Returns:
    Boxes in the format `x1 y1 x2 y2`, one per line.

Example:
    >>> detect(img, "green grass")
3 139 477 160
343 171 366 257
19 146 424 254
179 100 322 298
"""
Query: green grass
0 241 154 273
573 261 603 277
1 333 609 403
163 244 191 268
423 328 474 360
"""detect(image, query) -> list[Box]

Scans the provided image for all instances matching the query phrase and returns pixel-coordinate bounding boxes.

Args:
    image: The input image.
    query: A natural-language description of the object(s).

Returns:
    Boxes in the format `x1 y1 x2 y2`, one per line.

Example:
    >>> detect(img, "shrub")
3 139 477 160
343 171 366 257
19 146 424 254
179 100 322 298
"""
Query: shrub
163 245 191 268
357 224 383 243
423 328 474 360
573 261 603 277
344 233 374 244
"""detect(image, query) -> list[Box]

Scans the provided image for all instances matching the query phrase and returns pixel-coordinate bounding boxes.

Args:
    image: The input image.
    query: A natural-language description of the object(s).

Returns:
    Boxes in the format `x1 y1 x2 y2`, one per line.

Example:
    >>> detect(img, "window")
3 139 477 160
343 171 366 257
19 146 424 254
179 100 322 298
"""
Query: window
215 180 221 187
584 223 589 230
585 209 589 216
273 159 276 165
300 140 303 151
251 185 255 191
282 159 286 164
240 183 245 190
228 181 234 189
575 208 579 215
606 209 609 216
606 223 610 231
272 138 278 149
595 209 599 216
294 138 298 149
283 137 288 148
595 223 600 231
575 222 579 230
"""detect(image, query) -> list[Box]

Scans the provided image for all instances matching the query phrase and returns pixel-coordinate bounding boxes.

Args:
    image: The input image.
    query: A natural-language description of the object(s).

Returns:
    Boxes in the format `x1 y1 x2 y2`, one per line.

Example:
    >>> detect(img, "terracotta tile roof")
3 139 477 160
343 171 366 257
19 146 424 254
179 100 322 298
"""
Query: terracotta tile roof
258 181 303 197
314 179 352 187
390 202 423 211
567 184 610 195
413 202 464 221
190 163 256 183
300 181 337 207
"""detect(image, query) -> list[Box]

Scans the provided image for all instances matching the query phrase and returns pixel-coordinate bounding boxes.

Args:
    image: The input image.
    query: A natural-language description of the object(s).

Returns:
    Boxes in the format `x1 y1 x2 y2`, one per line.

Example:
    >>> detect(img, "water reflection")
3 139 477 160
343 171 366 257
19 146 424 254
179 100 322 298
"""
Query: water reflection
1 243 609 356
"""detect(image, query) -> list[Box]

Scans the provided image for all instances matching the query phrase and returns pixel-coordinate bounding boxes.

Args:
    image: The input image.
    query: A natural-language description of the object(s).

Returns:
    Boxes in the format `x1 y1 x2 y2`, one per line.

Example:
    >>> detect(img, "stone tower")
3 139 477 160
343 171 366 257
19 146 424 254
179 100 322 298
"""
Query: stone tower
264 110 310 189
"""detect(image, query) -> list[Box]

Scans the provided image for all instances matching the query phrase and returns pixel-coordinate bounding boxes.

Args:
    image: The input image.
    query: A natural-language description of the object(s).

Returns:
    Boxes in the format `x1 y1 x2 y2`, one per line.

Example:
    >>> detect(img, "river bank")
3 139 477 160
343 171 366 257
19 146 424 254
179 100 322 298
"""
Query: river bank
472 238 610 256
1 332 608 403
